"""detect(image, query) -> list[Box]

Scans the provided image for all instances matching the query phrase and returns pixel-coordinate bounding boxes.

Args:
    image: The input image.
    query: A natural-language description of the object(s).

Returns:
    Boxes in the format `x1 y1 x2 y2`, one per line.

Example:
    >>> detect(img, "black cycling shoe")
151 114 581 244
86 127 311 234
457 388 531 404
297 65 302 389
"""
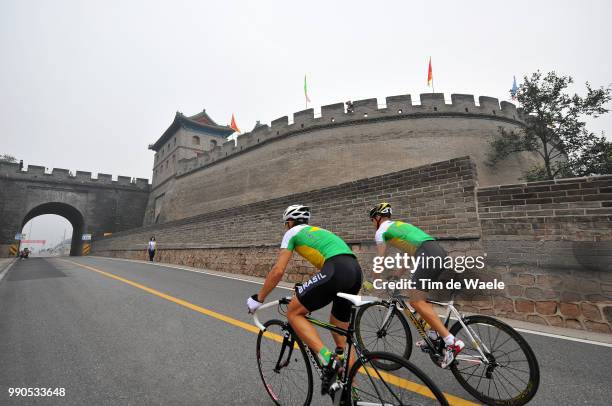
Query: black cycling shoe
321 355 341 395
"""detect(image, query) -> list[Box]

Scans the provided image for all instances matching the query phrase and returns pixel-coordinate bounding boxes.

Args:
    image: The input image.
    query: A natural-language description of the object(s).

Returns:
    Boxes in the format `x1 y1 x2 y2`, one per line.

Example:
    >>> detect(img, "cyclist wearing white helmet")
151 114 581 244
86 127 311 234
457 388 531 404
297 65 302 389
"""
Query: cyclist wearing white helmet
369 202 464 368
247 204 363 393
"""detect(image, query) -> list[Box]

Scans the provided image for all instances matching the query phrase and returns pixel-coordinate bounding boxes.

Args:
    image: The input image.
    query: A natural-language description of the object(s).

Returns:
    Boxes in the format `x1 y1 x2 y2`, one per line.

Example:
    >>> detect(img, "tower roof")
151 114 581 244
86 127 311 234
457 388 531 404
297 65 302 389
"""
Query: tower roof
149 110 234 151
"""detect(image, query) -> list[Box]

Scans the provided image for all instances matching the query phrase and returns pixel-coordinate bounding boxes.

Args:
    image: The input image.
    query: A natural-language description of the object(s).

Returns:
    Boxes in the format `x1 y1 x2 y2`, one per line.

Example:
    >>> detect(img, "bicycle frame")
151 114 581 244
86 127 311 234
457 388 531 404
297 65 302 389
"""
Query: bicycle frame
378 295 491 365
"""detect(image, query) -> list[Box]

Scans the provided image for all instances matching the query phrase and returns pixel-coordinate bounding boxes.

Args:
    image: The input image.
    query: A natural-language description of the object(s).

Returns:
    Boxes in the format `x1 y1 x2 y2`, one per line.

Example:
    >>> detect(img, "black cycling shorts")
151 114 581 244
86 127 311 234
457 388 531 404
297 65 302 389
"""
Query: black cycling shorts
411 240 447 292
295 254 363 322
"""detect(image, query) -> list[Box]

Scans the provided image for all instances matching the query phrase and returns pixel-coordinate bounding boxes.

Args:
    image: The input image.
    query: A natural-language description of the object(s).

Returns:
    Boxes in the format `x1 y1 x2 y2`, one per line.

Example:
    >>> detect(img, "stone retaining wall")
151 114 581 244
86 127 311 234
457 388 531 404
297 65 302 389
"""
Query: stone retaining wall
461 176 612 332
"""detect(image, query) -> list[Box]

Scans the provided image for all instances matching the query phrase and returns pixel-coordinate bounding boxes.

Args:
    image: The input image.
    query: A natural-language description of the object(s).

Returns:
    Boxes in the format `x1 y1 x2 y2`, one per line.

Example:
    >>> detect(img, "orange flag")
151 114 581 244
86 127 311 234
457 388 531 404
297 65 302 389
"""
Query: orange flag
427 57 433 87
230 113 241 133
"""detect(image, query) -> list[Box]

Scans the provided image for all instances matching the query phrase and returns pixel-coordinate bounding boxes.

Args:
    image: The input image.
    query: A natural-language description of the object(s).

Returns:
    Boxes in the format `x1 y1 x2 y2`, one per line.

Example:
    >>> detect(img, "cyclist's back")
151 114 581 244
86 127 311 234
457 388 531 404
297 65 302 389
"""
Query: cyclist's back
282 223 362 320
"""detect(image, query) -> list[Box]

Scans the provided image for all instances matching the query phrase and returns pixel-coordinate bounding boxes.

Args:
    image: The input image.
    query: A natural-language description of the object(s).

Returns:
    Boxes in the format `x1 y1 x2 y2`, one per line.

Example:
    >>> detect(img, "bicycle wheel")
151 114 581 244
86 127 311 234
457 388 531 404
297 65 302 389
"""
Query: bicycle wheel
256 319 313 406
355 302 412 371
449 315 540 406
348 351 449 405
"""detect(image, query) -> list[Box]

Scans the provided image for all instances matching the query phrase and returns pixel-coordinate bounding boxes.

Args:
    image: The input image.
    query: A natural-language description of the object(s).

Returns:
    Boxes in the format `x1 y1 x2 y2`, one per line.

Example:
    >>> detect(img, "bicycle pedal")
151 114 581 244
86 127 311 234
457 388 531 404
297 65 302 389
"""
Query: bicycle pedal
329 382 342 397
321 369 338 395
321 374 336 394
329 383 348 406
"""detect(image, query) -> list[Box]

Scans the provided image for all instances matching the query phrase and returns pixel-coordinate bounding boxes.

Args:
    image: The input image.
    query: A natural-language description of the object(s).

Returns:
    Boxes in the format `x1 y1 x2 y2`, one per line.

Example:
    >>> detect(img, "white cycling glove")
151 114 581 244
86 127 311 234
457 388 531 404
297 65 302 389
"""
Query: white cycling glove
247 294 262 313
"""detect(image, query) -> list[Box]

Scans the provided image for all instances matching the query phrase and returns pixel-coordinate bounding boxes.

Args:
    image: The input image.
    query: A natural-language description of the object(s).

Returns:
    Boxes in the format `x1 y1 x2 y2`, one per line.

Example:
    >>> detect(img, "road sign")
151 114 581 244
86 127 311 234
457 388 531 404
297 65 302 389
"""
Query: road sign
82 234 92 241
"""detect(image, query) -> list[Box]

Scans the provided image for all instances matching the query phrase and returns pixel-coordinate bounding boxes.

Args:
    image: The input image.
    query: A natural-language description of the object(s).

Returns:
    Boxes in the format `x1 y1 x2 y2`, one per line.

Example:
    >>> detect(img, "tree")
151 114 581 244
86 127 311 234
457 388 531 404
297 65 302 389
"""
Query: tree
487 71 612 180
571 136 612 177
0 154 17 163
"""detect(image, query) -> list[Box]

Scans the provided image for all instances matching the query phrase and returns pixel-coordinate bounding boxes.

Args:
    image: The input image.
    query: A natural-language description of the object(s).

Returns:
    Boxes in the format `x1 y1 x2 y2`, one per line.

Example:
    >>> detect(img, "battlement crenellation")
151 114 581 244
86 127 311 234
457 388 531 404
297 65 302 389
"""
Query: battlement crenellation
0 161 150 189
175 93 524 178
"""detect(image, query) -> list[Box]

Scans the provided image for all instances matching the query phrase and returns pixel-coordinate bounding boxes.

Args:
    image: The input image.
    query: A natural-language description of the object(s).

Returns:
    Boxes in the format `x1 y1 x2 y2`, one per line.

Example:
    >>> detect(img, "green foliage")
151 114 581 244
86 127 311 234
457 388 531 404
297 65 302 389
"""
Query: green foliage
0 154 17 163
571 135 612 176
487 71 612 180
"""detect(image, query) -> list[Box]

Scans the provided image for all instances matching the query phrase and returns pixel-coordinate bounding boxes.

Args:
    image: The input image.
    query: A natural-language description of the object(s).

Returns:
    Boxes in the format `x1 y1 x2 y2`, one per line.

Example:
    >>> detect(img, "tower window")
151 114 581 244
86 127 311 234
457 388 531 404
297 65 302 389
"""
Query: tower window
192 136 201 145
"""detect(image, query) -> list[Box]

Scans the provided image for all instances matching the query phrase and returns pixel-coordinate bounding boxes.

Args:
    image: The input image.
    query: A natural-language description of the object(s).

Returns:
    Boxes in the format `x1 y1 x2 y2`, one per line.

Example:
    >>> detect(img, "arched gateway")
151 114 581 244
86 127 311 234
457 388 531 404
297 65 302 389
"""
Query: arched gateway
0 162 149 257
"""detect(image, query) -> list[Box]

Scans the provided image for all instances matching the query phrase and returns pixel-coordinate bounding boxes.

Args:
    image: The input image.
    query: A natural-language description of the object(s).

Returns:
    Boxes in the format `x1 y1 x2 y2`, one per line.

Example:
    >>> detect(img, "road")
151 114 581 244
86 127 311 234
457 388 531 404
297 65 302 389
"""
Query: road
1 257 611 405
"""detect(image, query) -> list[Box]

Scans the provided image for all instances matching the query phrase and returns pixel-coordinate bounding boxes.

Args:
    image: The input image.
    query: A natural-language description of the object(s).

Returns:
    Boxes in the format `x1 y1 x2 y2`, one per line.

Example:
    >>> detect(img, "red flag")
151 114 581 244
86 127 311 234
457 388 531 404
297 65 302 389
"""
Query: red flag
230 113 240 133
427 57 433 87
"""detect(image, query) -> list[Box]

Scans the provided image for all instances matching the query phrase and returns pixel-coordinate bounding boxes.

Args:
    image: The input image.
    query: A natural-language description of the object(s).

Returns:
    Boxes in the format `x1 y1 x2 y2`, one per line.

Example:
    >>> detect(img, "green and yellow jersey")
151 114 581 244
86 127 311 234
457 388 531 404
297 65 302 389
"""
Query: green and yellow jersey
375 220 434 255
281 224 354 269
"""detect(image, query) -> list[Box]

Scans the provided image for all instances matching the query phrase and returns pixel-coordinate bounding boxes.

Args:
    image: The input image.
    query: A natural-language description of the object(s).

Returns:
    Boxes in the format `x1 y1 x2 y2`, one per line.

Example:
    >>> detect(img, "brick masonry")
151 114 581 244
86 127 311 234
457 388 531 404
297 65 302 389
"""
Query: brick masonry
92 157 612 333
471 175 612 333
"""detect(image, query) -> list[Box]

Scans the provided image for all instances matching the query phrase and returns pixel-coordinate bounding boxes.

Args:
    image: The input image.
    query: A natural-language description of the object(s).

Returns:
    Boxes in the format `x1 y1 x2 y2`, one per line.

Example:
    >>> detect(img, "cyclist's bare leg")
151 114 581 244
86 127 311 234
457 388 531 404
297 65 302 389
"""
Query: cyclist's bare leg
409 290 450 338
287 296 325 353
329 314 357 371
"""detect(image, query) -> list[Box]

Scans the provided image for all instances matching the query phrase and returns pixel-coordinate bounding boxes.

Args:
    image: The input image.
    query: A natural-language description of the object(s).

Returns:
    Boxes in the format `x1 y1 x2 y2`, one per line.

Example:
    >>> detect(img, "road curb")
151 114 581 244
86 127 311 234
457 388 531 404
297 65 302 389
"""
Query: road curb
0 258 17 284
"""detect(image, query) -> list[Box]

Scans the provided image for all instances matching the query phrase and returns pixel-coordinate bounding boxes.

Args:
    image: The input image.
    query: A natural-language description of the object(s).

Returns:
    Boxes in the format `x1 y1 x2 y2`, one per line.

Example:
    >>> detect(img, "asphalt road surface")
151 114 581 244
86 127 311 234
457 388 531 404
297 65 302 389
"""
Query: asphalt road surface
1 257 611 405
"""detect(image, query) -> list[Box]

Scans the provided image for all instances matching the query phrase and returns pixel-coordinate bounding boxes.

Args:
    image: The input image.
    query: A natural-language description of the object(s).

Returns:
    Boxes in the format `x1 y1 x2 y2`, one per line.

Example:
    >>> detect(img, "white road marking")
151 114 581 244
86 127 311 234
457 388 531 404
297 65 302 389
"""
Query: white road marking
0 259 17 284
84 256 612 347
435 312 612 347
511 328 612 347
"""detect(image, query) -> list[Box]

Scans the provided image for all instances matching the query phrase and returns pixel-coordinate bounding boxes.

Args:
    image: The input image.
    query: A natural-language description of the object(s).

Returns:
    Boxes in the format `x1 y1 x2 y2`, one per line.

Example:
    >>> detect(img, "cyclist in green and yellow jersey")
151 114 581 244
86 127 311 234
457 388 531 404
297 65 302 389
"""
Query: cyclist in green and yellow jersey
247 205 363 393
369 202 464 368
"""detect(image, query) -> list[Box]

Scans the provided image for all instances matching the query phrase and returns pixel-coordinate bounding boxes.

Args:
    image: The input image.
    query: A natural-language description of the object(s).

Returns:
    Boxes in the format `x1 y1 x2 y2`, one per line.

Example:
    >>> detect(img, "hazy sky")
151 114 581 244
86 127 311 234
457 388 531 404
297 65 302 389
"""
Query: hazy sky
2 0 611 244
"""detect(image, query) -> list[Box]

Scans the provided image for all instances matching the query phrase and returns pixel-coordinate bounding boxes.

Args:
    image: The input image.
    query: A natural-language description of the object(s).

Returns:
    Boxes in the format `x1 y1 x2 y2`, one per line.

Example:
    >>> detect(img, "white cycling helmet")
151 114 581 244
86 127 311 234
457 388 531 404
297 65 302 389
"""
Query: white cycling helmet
283 205 311 222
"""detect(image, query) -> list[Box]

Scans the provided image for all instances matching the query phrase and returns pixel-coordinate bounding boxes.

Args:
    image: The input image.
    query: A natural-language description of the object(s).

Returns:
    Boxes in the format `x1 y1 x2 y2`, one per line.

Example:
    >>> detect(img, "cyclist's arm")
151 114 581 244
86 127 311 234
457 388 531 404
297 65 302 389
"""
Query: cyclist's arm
257 249 293 302
376 243 401 278
376 243 387 257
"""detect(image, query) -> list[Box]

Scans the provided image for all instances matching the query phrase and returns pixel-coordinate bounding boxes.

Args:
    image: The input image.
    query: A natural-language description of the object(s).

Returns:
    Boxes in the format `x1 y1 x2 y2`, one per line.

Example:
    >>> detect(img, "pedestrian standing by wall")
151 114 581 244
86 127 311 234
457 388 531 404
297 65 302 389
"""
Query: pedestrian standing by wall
147 236 156 261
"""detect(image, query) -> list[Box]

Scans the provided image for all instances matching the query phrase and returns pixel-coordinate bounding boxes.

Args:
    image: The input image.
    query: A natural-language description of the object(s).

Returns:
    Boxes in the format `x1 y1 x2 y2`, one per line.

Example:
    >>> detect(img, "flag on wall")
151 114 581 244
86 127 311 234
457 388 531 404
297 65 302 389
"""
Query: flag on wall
427 57 433 88
304 74 311 106
510 76 518 100
230 113 241 133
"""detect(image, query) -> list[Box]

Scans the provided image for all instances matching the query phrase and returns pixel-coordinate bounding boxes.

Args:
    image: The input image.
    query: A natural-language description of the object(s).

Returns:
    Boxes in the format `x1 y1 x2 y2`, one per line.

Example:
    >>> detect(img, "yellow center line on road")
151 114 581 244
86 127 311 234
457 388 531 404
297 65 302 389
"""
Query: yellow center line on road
60 258 479 406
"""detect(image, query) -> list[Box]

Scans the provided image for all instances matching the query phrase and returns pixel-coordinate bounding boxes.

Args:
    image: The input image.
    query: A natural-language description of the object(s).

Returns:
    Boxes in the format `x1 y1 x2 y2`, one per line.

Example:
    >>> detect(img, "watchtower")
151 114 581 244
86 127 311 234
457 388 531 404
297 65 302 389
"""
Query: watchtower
149 110 235 187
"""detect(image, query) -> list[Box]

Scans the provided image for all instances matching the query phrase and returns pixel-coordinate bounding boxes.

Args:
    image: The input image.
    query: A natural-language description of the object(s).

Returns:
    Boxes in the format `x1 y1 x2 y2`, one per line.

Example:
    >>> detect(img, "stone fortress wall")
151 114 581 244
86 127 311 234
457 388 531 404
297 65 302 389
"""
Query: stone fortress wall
146 93 539 225
92 157 612 333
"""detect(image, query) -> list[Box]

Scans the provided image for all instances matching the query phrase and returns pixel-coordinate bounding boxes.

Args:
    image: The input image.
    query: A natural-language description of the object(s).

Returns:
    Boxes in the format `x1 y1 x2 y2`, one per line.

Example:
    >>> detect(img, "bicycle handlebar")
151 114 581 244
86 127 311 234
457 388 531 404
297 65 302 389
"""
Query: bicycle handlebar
252 297 292 331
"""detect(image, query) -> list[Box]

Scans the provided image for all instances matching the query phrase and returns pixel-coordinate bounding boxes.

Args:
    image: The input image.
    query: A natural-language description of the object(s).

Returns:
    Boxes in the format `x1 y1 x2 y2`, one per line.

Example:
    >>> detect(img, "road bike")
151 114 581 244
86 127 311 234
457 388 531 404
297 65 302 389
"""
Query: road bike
253 292 450 406
354 287 540 406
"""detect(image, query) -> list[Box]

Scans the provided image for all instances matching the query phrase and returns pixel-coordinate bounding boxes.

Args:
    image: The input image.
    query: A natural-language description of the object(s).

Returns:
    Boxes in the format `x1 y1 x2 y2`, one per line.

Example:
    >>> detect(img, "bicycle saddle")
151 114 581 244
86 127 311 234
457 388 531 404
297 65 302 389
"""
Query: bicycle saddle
336 293 380 307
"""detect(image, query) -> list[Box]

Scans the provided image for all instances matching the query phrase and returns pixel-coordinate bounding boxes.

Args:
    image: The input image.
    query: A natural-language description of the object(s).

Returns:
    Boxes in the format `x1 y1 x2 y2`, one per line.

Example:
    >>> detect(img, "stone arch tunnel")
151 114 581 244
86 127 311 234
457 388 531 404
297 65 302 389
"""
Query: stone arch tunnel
0 162 150 257
21 202 85 256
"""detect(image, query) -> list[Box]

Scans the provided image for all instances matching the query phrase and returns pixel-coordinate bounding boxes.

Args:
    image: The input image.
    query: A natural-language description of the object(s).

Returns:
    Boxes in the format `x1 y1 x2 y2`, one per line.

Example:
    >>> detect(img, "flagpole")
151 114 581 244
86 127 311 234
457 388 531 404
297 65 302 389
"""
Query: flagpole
304 74 308 109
